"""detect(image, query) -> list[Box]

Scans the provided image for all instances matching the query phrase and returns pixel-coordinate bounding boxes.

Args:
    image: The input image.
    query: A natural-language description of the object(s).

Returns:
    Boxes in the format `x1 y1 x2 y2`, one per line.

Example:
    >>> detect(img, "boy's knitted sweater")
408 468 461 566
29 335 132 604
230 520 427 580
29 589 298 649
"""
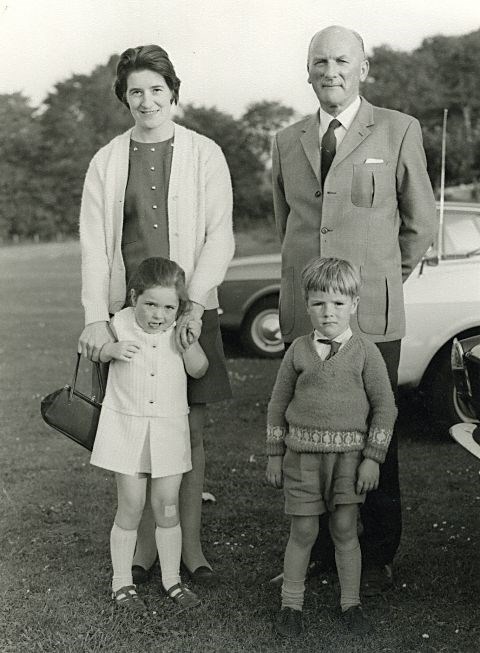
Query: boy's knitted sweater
266 334 397 463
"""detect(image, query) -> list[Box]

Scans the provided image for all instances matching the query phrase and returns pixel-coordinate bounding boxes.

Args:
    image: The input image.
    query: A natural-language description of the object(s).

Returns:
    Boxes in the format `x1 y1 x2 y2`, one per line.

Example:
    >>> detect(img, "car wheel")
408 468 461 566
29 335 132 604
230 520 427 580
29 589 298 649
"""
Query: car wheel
424 345 478 427
240 296 284 358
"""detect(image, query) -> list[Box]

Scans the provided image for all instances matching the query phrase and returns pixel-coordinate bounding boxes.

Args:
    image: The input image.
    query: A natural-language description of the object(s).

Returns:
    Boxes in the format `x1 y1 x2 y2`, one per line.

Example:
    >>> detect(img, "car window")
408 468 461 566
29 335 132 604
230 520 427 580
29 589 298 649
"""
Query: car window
441 209 480 258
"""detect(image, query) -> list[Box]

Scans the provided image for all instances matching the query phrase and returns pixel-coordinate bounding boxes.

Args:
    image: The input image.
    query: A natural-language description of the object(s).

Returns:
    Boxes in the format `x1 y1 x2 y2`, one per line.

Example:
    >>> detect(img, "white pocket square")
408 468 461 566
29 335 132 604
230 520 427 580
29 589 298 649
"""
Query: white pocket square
364 158 384 164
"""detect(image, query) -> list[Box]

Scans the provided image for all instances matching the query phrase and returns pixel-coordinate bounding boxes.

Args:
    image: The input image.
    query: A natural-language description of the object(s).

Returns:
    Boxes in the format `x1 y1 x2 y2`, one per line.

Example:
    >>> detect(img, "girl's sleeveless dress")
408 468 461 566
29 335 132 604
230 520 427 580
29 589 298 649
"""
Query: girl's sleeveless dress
90 307 192 478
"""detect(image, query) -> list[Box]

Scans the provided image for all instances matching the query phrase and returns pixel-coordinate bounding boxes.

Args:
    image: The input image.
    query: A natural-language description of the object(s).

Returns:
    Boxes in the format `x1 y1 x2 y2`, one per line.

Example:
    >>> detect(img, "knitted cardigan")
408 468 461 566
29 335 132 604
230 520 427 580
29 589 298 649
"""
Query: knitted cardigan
266 334 397 463
79 124 234 326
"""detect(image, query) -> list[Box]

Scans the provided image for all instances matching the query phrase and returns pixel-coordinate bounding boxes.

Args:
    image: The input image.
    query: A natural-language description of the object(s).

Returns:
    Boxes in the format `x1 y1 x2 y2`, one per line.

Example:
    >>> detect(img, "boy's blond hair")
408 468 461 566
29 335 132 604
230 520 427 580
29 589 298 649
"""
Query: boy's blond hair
301 257 360 300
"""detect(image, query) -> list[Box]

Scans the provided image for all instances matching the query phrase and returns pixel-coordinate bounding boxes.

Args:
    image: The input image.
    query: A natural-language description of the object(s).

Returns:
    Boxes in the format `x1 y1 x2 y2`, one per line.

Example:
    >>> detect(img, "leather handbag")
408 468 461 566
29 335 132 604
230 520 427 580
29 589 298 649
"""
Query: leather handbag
40 354 105 451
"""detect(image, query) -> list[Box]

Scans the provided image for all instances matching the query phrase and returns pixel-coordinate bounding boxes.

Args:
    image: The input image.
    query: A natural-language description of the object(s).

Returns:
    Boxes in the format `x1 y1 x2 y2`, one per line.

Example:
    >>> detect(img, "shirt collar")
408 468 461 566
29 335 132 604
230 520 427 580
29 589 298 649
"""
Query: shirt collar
319 96 361 131
314 327 352 344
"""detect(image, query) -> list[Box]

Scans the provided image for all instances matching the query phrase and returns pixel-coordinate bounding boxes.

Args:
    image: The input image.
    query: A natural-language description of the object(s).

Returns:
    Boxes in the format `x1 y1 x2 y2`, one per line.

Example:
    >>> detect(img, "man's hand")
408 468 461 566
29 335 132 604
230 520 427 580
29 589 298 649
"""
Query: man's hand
356 458 380 494
101 341 140 363
78 321 113 362
176 302 204 352
265 455 283 489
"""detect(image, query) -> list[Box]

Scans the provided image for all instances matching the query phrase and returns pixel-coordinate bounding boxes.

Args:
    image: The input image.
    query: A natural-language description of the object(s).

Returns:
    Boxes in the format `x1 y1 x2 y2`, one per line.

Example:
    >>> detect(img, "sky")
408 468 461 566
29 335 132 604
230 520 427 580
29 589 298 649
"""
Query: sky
0 0 478 117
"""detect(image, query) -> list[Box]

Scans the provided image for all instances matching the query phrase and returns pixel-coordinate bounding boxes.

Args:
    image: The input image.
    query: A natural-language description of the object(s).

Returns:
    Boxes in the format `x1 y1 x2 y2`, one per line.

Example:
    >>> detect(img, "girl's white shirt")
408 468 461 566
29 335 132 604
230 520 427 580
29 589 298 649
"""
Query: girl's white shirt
101 307 189 417
79 123 234 326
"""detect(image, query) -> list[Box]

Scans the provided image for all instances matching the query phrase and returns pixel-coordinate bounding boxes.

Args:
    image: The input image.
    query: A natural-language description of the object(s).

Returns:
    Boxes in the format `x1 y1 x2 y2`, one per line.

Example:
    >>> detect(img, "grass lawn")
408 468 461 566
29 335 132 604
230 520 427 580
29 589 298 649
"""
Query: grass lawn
1 239 479 653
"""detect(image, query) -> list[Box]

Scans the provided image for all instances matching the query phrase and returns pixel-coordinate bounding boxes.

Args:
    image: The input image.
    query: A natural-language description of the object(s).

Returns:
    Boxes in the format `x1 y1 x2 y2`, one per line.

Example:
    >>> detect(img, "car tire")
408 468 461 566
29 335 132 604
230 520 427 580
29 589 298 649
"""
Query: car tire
240 296 284 358
423 344 478 428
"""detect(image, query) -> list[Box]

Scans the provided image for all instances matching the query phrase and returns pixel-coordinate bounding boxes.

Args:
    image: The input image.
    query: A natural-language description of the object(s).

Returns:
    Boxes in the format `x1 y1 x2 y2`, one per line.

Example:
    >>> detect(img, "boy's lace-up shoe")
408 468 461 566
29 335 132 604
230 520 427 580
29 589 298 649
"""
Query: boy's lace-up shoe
274 607 303 637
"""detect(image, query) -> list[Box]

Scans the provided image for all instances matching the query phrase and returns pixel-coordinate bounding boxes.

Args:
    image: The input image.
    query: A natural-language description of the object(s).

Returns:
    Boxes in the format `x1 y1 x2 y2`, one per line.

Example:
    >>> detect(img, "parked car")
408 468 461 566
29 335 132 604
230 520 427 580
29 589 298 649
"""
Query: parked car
218 202 480 426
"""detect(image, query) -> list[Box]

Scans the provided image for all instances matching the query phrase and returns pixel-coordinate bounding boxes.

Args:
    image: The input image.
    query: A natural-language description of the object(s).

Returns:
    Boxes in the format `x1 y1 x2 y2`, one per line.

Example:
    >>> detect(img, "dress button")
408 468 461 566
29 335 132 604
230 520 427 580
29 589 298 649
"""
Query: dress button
150 166 155 171
321 227 329 234
153 224 158 229
149 400 154 404
133 146 138 151
152 204 157 209
151 185 156 190
315 190 321 197
151 373 155 377
150 147 155 152
152 344 157 348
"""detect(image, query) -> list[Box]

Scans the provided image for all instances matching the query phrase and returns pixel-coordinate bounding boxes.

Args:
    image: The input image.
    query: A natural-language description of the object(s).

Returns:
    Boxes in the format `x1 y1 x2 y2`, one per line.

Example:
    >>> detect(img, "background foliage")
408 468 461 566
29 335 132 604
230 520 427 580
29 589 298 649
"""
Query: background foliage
1 29 479 242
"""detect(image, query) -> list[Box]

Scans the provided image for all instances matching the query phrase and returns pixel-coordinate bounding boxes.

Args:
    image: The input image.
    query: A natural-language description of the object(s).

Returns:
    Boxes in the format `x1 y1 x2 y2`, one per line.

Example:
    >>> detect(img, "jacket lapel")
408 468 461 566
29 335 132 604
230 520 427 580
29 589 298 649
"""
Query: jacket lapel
300 113 321 184
332 98 374 169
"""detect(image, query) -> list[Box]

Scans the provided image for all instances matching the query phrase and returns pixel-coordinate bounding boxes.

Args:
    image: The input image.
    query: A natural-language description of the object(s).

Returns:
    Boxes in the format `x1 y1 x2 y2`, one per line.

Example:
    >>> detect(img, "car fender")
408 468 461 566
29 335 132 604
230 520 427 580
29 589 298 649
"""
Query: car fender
240 284 280 323
400 311 480 387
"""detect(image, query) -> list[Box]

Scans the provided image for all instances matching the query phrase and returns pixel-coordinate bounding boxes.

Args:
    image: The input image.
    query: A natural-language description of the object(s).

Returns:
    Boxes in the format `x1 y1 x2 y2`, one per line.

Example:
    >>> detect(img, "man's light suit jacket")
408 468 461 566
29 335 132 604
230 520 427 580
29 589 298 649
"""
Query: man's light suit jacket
272 98 437 343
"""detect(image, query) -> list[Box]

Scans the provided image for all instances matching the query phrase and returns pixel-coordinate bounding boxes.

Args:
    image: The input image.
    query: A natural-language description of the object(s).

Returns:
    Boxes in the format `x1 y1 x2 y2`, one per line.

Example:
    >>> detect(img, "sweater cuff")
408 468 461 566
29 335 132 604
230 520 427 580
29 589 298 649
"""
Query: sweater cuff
84 304 111 326
363 428 392 464
266 424 287 456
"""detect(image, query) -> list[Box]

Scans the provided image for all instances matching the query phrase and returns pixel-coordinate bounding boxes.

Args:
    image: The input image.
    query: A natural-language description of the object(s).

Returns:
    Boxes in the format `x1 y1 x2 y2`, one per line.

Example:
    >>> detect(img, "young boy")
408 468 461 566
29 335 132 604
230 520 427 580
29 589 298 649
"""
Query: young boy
266 257 397 638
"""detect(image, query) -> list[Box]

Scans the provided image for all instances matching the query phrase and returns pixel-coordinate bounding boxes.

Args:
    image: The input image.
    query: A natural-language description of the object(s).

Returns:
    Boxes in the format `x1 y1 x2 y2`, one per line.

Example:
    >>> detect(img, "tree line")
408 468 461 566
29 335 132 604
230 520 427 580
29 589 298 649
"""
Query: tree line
1 28 479 242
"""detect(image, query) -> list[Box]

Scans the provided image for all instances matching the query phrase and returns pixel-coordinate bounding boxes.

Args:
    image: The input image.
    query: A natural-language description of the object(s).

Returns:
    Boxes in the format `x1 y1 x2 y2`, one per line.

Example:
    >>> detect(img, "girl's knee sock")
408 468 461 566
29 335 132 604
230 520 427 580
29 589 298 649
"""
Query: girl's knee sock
155 523 182 592
110 523 137 593
281 577 306 611
335 543 361 611
132 511 158 570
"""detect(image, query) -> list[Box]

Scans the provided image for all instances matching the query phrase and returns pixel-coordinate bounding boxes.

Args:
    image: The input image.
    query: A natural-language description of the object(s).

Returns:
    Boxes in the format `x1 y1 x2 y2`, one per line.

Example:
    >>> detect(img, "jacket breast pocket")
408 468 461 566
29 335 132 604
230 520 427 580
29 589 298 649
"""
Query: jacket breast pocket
351 163 390 209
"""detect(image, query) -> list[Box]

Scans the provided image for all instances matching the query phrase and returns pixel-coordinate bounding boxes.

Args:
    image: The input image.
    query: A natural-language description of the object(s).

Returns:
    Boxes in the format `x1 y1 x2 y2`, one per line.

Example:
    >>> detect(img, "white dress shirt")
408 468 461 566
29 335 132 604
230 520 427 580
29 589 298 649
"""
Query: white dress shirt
319 96 361 148
313 327 353 360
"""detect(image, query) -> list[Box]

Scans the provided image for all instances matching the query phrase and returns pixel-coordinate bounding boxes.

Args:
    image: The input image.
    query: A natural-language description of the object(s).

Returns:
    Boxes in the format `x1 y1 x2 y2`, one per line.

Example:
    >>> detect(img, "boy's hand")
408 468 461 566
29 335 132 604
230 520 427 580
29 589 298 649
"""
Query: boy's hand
356 458 380 494
266 456 283 488
104 341 140 362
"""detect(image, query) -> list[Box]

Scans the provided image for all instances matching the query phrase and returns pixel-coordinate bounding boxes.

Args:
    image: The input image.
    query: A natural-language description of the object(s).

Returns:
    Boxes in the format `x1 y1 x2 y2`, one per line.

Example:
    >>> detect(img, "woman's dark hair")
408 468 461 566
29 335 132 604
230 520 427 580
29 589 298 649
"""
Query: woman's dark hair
127 257 190 317
114 45 181 106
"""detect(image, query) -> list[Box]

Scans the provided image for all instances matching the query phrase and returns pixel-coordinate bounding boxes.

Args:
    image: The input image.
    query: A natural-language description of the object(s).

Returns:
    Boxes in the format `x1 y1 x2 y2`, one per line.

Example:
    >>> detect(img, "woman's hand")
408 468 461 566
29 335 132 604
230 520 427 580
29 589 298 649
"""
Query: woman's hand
78 321 114 362
356 458 380 494
265 456 283 489
176 302 204 352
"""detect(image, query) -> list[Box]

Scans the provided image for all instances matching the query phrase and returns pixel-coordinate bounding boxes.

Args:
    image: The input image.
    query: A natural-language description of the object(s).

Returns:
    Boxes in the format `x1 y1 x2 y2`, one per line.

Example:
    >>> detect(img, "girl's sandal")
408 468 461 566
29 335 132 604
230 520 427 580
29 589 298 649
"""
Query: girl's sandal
112 585 147 613
166 583 201 611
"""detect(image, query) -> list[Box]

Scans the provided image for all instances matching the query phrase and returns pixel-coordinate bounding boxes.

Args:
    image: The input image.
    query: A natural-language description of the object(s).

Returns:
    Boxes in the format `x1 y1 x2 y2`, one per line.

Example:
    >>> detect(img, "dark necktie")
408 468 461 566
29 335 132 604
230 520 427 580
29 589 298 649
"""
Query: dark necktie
317 339 341 360
321 118 341 188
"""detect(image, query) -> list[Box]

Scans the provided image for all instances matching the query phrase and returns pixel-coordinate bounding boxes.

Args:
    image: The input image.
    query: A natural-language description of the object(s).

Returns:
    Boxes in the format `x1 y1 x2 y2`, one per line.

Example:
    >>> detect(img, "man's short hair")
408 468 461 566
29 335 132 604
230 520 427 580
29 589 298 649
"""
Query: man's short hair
307 26 366 63
301 257 361 300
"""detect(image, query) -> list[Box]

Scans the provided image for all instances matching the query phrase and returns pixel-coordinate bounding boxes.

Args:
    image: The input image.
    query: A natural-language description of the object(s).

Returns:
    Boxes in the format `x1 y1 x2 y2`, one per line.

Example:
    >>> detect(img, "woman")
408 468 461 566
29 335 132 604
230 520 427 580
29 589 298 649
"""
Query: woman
78 44 234 585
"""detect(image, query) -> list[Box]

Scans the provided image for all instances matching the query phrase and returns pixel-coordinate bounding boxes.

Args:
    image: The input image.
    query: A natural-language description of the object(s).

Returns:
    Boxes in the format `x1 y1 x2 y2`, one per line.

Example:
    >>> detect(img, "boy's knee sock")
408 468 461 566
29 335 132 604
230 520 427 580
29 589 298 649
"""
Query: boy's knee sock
281 577 306 611
110 523 137 593
155 523 182 592
335 543 361 611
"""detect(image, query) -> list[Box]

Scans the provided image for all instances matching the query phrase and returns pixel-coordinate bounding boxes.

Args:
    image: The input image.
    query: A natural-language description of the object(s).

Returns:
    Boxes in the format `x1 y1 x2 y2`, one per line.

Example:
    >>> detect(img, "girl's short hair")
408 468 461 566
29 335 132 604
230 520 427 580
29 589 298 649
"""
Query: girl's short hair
301 257 361 300
114 44 181 106
127 257 190 316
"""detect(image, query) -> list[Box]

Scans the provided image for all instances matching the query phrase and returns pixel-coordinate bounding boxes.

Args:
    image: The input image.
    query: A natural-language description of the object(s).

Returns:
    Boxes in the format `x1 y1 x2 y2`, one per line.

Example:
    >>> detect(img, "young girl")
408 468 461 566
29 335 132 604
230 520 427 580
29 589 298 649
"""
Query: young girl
90 257 208 612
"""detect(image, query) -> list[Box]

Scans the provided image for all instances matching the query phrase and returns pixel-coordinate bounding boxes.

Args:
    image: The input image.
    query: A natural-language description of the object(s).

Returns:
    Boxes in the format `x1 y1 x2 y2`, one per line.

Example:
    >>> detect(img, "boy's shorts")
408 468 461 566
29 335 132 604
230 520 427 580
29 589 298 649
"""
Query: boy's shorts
283 449 366 516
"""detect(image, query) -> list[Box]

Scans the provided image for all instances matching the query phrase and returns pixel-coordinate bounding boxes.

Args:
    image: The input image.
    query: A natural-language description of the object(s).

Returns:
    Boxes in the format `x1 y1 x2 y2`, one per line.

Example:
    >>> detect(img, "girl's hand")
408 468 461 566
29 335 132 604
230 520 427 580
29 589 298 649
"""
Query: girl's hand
78 321 113 362
356 458 380 494
266 456 283 489
176 302 204 351
101 341 140 363
184 319 202 346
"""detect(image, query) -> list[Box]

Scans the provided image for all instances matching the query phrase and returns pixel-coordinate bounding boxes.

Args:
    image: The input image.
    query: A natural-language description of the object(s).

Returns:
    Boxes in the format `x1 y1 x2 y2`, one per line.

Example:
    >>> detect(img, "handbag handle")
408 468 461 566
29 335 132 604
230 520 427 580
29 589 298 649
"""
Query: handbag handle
69 353 105 402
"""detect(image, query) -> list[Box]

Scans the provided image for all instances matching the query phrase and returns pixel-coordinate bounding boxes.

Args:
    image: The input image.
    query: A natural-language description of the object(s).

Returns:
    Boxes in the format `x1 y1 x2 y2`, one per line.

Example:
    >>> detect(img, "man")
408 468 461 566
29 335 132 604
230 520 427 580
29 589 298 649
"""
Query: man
271 25 437 594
